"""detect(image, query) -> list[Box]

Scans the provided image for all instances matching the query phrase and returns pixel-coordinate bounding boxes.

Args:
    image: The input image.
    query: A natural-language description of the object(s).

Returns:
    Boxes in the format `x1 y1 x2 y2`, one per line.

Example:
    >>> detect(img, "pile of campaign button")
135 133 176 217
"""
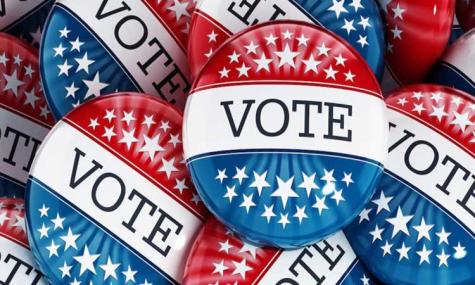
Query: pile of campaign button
184 20 388 248
378 0 454 93
26 93 208 284
0 33 53 198
345 85 475 284
429 29 475 96
183 218 376 285
0 0 54 48
40 0 197 119
0 198 47 284
188 0 385 79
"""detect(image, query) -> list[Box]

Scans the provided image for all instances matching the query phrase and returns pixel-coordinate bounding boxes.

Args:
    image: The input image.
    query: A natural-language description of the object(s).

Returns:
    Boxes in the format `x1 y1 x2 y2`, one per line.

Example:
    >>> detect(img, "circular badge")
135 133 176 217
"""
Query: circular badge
0 0 54 48
41 0 197 119
378 0 454 93
0 33 54 198
26 93 208 284
345 85 475 284
188 0 385 80
0 198 48 284
184 21 388 248
429 29 475 96
183 218 376 285
456 0 475 32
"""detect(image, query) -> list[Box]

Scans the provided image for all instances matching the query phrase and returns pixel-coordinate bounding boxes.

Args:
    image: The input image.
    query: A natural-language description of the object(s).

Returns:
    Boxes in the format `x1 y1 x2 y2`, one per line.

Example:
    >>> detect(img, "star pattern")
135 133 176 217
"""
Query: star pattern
382 1 408 54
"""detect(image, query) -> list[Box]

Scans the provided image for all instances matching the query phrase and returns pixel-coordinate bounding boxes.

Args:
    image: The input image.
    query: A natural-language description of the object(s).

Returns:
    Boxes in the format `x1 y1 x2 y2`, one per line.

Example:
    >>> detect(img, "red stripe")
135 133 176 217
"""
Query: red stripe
64 118 206 221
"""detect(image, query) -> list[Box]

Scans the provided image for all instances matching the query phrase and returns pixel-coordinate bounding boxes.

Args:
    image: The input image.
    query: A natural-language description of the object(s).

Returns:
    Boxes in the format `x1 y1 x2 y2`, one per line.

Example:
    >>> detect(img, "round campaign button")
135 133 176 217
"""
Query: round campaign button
184 21 388 248
41 0 197 119
0 198 47 284
378 0 454 93
188 0 385 80
0 0 54 48
345 85 475 284
183 218 377 285
26 93 208 284
429 29 475 96
0 33 54 198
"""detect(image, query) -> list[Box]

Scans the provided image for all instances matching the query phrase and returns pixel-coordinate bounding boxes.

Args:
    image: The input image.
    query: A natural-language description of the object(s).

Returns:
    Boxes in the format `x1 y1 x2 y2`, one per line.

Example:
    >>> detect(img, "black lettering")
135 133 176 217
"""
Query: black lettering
292 100 322 138
122 189 157 233
96 0 131 20
91 173 126 212
115 15 148 49
436 156 471 195
153 64 190 105
458 176 475 218
388 128 415 153
289 248 324 285
256 99 289 137
138 38 173 75
276 278 298 285
69 148 103 189
221 100 255 137
143 208 183 257
270 4 286 20
324 103 352 142
227 0 261 25
3 127 30 167
313 240 345 271
404 140 439 175
1 254 42 285
23 137 41 173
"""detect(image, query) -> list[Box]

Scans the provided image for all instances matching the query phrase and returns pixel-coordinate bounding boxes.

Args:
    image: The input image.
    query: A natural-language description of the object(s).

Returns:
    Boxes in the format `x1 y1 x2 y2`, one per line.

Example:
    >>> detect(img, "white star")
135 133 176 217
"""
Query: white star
239 242 259 259
99 257 120 280
215 169 228 183
358 16 372 30
219 67 230 78
0 52 8 65
341 172 354 187
104 109 116 122
261 204 276 223
191 193 202 205
159 158 178 178
282 29 293 40
302 54 322 74
59 262 72 278
3 70 24 96
224 185 237 202
37 223 50 239
122 266 137 283
24 64 35 77
381 241 393 256
167 0 190 21
119 128 139 150
250 171 270 196
228 51 241 63
169 134 181 148
60 227 80 251
335 54 347 66
140 279 153 285
51 213 65 230
174 178 189 194
454 242 467 259
297 34 310 46
70 278 80 285
412 92 424 100
387 207 414 238
436 227 451 245
396 242 411 261
416 244 432 265
278 213 291 229
213 260 228 276
359 208 372 223
265 33 278 46
430 105 448 122
397 97 408 106
102 126 116 142
451 111 473 133
369 224 384 243
236 63 251 77
412 103 426 115
413 217 434 242
240 194 256 213
431 92 444 103
75 52 94 74
233 166 248 184
83 72 109 100
350 0 364 11
357 35 369 48
65 82 79 99
69 37 84 52
39 105 50 119
331 189 345 205
57 60 73 77
88 118 99 130
219 239 233 254
293 205 308 224
207 30 218 42
372 191 393 214
437 249 450 267
253 54 273 72
159 121 171 132
328 0 348 19
341 19 356 35
59 26 71 38
54 43 67 57
244 41 259 54
274 44 300 68
344 70 355 82
74 246 100 276
391 26 403 40
392 3 406 19
324 65 338 80
142 115 156 128
321 169 336 184
0 212 9 226
204 48 214 59
271 177 299 208
13 54 22 65
46 240 60 257
23 89 38 109
313 196 328 215
317 42 331 56
139 134 164 160
361 274 370 285
298 172 319 197
39 204 50 217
